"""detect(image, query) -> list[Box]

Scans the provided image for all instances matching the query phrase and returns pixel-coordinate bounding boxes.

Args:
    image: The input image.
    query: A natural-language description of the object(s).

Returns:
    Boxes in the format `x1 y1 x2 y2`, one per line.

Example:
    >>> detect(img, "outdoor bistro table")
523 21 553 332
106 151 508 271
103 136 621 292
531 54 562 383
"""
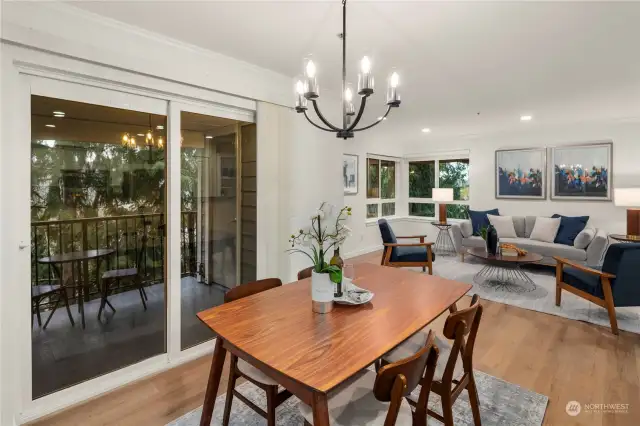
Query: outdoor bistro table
196 262 471 426
38 249 115 328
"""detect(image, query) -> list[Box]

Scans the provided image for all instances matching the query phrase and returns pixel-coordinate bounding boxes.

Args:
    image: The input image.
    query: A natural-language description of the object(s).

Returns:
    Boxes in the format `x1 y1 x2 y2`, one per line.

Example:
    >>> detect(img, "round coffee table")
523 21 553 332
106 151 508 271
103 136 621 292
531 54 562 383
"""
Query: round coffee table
466 247 543 293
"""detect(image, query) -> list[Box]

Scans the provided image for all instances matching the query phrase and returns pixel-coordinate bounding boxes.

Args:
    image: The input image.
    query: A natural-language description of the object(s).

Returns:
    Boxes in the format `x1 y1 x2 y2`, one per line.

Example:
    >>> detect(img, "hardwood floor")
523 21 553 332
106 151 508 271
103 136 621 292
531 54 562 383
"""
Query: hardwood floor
30 251 640 426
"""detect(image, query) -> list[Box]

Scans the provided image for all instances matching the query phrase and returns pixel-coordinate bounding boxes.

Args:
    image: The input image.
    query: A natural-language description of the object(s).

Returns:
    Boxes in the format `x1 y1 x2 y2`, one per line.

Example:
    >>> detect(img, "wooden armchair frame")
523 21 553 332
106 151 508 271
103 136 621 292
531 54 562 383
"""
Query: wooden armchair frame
554 256 618 335
381 235 435 275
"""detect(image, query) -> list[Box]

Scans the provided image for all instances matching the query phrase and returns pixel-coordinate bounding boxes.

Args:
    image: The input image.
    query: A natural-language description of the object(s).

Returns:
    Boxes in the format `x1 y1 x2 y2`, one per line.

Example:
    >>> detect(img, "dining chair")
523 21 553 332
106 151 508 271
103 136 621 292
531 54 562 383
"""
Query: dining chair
32 283 75 329
99 233 149 319
222 278 293 426
300 330 439 426
297 266 313 280
378 218 436 275
555 243 640 335
382 295 483 426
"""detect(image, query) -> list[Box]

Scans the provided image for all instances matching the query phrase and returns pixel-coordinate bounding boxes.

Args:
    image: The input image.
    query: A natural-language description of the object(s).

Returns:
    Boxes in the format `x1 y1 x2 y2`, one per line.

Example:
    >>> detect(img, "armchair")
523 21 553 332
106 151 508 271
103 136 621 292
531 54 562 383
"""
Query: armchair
378 219 435 275
555 243 640 335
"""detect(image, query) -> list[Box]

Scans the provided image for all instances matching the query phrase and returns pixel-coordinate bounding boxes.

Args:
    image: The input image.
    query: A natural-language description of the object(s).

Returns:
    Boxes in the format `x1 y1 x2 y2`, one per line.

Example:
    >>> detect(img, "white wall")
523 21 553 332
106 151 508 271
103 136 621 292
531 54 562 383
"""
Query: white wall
402 119 640 235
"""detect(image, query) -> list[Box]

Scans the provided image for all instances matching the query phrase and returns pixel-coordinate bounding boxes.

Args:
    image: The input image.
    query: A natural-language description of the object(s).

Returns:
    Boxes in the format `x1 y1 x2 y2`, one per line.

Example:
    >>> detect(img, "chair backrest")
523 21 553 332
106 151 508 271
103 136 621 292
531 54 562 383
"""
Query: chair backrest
378 219 398 261
603 243 640 306
374 330 439 426
224 278 282 303
441 294 483 384
297 266 313 281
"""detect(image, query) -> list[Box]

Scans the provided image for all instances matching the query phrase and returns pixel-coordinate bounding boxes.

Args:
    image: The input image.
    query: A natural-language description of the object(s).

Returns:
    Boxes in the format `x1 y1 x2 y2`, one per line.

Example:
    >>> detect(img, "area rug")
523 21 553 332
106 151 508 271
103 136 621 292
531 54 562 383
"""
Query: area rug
431 255 640 334
167 369 548 426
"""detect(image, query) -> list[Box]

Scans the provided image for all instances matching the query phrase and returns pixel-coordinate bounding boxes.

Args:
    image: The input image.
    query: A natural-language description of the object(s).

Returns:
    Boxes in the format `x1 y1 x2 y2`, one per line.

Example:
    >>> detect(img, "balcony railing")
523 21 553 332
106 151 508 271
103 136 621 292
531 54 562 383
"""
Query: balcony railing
31 212 198 305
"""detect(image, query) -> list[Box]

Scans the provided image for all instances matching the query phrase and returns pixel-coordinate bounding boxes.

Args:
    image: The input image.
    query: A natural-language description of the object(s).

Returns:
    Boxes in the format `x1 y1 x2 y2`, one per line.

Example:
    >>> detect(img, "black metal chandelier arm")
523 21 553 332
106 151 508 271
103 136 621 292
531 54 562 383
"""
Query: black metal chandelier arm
353 105 393 132
311 100 341 131
303 110 336 132
346 96 367 132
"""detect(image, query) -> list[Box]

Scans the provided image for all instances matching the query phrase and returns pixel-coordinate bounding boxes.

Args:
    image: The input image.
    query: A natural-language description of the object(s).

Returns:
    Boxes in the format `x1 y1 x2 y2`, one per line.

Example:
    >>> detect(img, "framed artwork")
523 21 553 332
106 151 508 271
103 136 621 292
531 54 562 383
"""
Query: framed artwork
550 141 612 201
495 148 546 199
343 154 358 195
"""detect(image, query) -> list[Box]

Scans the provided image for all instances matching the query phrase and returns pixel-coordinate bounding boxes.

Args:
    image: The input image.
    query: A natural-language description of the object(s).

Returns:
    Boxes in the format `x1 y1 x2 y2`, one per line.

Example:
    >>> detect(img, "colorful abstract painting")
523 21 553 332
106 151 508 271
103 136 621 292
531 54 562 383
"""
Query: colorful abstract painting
551 142 612 200
495 148 546 199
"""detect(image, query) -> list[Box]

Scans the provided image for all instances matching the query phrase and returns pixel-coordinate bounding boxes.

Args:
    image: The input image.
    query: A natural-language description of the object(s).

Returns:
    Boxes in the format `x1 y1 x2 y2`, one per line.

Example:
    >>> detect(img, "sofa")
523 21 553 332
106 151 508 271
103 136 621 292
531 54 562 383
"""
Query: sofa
451 216 609 267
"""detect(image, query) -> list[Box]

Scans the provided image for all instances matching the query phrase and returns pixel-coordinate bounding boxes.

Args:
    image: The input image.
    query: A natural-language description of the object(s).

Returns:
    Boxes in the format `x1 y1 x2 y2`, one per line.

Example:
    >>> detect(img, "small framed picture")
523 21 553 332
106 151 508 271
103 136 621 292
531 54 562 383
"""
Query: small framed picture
550 141 612 201
343 154 358 195
495 148 546 199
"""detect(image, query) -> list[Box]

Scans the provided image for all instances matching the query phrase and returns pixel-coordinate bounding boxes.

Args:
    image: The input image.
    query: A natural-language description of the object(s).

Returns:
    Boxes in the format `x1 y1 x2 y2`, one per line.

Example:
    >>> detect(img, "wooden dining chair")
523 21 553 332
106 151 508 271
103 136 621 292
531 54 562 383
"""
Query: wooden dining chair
297 266 313 280
99 233 149 319
382 295 483 426
222 278 293 426
300 330 439 426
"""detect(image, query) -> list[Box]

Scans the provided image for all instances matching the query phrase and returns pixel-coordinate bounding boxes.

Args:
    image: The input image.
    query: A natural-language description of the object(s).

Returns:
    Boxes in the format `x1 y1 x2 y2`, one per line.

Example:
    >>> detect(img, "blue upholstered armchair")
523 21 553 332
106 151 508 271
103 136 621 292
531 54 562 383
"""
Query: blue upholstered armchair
378 219 436 275
555 243 640 335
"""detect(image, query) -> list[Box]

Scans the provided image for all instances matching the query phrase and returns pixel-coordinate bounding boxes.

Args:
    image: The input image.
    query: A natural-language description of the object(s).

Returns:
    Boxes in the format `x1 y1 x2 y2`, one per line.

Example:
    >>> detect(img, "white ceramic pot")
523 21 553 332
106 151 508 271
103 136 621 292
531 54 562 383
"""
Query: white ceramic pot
311 270 334 314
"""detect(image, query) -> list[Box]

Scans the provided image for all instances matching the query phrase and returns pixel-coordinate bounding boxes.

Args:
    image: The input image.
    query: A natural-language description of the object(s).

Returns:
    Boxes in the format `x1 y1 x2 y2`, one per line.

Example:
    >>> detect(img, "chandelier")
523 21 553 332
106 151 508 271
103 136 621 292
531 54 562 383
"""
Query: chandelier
294 0 401 139
122 115 164 149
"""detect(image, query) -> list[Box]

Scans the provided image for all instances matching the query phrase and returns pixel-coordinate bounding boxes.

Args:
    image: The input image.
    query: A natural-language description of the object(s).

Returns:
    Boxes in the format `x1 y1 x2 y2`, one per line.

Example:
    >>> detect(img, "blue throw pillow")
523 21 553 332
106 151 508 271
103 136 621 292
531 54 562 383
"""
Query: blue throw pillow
552 214 589 246
469 209 500 236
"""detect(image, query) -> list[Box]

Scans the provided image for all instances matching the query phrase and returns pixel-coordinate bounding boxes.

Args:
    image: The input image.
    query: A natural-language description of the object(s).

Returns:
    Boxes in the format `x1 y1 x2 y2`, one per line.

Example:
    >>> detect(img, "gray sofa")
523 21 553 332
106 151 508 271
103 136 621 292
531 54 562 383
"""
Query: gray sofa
451 216 608 267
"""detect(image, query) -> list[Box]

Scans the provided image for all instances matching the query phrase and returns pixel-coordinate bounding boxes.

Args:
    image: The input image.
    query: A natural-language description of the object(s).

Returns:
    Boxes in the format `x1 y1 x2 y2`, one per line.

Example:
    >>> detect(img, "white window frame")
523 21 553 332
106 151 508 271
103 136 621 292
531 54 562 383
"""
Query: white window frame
365 154 400 221
406 153 470 222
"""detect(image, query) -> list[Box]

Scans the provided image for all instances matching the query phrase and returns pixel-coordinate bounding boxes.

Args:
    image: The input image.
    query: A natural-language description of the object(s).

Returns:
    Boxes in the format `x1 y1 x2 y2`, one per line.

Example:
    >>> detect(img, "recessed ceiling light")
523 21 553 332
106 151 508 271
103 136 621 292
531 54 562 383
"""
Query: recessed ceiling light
205 136 213 139
156 125 164 130
45 124 56 128
421 128 431 133
520 115 532 121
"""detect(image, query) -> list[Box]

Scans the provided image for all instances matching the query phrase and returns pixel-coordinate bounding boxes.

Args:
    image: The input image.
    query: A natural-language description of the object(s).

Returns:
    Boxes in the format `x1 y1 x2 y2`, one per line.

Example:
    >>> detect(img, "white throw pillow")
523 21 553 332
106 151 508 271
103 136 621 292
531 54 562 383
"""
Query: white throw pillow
574 227 596 249
487 215 517 239
460 221 473 238
529 217 561 243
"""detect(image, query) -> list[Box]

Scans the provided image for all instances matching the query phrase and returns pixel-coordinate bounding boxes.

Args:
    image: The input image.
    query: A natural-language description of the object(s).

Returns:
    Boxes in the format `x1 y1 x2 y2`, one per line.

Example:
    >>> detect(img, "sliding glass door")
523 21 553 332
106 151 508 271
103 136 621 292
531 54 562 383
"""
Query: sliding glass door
29 89 168 398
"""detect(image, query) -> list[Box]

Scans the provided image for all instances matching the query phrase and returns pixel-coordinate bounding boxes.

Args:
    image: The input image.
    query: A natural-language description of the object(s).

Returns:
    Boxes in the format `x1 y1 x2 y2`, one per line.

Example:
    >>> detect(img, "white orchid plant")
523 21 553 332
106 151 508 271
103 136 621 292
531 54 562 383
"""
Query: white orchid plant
288 202 352 282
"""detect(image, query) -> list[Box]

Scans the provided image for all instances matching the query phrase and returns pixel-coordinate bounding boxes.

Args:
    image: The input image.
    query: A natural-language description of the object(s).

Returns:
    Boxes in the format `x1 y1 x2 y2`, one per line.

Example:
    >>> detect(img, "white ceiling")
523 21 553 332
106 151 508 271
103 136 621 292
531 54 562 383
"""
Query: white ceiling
69 0 640 140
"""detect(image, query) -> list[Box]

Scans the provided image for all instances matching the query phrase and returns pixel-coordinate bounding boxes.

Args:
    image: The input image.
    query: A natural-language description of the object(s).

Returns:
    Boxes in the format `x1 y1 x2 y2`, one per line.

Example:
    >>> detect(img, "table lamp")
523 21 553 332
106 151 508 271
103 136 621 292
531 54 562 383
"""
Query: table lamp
614 188 640 236
433 188 454 224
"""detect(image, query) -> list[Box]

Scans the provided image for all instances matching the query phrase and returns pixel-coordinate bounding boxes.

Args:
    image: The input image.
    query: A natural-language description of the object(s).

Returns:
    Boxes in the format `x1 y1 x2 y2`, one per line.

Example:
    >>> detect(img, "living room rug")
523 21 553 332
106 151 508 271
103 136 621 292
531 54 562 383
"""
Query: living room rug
431 255 640 334
167 369 548 426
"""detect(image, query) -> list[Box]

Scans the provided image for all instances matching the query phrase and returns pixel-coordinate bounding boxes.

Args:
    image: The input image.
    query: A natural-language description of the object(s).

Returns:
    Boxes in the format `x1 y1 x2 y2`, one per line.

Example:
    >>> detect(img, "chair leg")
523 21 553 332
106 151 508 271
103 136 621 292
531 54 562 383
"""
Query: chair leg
222 358 238 426
60 287 75 327
43 297 61 329
98 279 110 320
555 263 562 306
136 276 147 311
601 278 619 335
34 298 43 327
467 374 482 426
266 385 278 426
440 391 455 426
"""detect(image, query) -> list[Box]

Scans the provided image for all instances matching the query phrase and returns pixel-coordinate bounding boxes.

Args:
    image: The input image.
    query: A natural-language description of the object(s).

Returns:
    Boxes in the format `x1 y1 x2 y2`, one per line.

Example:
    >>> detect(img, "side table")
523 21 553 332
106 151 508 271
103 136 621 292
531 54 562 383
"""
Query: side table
431 222 455 256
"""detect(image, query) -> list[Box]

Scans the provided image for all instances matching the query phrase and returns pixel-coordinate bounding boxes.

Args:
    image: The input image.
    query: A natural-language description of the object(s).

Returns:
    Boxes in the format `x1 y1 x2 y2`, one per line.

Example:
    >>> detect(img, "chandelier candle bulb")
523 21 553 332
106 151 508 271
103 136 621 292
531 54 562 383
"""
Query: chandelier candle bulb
344 86 355 115
357 56 374 95
295 80 308 111
386 72 401 106
303 59 318 99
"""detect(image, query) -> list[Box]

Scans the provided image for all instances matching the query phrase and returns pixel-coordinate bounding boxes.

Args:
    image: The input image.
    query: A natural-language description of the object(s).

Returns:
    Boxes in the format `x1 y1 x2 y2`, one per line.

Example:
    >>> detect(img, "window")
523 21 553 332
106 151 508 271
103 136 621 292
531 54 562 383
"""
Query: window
367 157 397 219
408 157 469 221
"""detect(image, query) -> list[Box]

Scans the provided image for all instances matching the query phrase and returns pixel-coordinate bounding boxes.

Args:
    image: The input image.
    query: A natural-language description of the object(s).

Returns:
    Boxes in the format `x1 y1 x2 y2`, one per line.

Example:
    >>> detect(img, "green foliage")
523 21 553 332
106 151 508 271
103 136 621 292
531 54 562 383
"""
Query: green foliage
439 160 470 201
409 161 435 198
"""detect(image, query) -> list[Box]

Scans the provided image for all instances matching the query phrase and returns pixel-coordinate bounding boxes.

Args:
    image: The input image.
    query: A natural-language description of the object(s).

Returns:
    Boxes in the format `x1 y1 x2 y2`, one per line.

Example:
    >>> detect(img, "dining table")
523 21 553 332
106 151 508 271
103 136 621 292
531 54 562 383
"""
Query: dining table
196 262 472 426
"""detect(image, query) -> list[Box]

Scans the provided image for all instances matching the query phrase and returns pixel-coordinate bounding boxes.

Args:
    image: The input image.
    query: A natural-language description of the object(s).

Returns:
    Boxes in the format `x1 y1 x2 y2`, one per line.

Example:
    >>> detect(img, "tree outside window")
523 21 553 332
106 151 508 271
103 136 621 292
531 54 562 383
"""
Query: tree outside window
409 158 469 220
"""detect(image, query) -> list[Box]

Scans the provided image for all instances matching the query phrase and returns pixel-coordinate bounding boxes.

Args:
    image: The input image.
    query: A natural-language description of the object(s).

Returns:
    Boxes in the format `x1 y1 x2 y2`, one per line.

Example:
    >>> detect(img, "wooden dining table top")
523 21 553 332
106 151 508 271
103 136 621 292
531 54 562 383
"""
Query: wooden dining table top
197 263 471 394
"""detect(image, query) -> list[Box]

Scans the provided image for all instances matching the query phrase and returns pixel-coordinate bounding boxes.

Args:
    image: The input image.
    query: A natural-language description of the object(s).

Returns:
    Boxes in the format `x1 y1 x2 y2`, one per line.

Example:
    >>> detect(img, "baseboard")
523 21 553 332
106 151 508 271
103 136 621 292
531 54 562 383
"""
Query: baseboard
343 245 382 260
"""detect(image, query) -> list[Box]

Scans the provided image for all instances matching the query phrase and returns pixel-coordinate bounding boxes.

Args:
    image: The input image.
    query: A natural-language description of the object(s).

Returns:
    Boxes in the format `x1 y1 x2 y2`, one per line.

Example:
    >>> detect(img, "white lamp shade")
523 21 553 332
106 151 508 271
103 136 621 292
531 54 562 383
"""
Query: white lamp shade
432 188 454 202
614 188 640 207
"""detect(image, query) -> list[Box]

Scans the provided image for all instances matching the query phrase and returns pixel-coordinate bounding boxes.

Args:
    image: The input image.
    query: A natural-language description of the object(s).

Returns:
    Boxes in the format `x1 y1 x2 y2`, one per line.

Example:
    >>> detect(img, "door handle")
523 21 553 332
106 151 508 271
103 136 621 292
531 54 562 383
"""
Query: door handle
19 242 29 250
